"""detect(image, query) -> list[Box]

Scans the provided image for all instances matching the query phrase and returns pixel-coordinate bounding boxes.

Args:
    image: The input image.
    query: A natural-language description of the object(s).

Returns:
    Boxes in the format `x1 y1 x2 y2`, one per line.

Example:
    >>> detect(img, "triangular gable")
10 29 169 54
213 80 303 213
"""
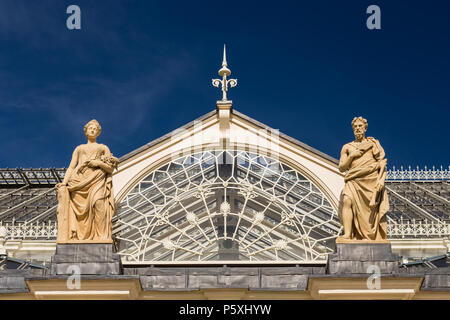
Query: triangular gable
113 108 344 208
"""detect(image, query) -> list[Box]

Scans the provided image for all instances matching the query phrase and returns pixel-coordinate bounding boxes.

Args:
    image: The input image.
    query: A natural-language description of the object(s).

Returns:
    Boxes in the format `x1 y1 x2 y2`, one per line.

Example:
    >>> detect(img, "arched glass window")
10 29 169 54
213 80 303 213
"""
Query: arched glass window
113 150 341 262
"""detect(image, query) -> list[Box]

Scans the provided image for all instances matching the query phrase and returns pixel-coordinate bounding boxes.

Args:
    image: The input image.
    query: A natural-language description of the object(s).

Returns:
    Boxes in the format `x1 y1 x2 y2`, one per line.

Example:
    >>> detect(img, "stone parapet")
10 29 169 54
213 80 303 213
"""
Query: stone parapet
124 266 326 291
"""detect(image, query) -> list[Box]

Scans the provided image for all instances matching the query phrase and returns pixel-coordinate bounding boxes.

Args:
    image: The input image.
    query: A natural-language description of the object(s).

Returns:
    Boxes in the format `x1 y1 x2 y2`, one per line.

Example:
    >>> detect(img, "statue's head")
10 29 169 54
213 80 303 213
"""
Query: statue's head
351 116 367 140
84 119 102 139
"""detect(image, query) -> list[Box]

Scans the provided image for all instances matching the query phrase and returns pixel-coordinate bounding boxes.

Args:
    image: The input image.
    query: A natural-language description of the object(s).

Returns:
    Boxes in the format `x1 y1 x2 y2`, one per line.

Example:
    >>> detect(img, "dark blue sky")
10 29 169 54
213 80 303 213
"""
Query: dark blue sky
0 0 449 169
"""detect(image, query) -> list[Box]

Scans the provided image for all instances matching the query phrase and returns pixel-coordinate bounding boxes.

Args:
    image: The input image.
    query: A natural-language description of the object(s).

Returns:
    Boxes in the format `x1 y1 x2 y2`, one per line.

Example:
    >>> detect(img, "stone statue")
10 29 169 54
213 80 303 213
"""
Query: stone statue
337 117 389 242
56 120 118 243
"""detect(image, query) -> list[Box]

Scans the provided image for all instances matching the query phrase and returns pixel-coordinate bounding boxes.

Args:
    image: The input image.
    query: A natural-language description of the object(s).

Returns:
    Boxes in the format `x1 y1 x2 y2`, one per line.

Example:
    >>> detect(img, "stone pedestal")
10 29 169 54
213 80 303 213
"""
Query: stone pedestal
50 244 122 275
327 243 400 274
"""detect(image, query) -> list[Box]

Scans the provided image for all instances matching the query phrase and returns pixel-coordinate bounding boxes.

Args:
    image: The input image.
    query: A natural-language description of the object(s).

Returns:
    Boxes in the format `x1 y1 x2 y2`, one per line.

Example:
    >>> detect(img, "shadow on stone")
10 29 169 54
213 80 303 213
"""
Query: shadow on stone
327 243 400 274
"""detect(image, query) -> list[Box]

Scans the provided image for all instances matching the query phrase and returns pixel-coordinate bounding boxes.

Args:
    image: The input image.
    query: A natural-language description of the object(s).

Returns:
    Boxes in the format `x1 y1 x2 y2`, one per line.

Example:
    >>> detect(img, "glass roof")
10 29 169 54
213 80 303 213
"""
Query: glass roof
114 150 341 263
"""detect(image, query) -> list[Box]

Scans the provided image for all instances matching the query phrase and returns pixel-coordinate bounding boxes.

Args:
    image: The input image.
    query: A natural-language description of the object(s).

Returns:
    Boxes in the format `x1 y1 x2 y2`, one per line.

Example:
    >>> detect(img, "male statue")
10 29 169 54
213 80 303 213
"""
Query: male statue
338 117 389 241
56 119 119 243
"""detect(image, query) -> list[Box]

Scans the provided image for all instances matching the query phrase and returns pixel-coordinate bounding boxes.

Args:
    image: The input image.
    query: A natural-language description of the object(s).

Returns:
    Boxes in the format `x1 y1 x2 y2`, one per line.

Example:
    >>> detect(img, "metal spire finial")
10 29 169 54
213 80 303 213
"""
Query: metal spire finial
222 44 227 67
212 44 237 102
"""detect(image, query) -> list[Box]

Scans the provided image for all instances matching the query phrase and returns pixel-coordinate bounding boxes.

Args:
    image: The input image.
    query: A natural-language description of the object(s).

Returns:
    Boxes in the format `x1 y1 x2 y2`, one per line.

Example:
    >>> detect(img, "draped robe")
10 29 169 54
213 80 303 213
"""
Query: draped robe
339 137 390 240
57 145 115 242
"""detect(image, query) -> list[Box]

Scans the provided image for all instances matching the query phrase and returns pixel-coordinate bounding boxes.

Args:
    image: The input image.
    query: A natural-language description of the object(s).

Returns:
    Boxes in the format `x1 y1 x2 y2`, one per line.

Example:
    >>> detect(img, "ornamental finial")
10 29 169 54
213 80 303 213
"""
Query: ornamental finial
212 44 237 102
221 44 228 69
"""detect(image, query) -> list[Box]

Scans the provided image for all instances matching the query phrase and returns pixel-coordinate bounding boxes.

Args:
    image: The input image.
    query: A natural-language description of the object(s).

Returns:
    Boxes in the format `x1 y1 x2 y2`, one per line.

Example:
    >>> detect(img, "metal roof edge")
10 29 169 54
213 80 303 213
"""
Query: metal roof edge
232 109 339 165
119 110 217 163
119 108 339 165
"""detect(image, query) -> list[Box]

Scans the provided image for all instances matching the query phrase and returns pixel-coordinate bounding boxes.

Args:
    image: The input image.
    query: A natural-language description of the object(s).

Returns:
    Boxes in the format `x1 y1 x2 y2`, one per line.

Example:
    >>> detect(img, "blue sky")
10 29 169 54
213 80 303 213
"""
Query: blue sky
0 0 449 169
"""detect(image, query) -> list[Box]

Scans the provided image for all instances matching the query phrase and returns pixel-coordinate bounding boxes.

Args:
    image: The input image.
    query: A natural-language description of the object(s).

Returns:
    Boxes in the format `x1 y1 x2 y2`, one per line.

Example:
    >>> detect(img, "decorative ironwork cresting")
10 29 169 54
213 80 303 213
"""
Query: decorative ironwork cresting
386 166 450 181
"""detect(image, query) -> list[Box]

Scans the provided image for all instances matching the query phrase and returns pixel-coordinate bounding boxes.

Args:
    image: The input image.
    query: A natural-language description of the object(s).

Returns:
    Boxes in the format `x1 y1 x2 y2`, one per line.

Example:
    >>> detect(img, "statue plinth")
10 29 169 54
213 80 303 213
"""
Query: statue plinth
327 242 399 275
50 243 122 275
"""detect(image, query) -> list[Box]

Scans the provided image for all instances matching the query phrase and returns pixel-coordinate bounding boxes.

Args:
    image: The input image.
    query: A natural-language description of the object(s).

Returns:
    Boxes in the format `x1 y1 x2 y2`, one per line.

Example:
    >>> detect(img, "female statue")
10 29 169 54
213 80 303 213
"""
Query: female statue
56 119 118 243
